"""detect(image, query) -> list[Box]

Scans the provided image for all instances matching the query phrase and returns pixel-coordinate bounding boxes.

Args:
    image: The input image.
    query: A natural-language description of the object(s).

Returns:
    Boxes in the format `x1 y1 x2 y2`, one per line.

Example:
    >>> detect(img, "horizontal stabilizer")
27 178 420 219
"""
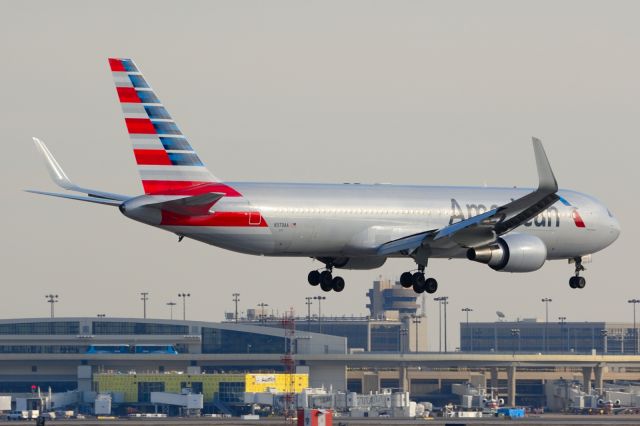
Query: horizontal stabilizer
25 190 122 206
144 192 224 216
32 137 130 201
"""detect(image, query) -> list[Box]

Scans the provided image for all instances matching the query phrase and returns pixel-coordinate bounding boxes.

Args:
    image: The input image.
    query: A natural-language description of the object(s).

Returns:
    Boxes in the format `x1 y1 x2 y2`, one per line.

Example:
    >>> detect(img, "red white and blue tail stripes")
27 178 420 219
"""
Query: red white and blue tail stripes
109 58 234 195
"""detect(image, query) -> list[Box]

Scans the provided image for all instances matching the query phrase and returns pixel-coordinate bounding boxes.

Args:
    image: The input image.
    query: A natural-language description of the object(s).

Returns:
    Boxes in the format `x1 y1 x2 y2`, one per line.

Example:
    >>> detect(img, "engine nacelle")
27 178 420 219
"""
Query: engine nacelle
331 257 387 270
466 233 547 273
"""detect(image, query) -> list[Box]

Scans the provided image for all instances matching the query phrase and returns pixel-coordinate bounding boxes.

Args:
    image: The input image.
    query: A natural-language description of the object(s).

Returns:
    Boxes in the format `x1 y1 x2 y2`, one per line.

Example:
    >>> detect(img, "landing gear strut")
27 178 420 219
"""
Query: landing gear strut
569 257 586 289
307 262 346 292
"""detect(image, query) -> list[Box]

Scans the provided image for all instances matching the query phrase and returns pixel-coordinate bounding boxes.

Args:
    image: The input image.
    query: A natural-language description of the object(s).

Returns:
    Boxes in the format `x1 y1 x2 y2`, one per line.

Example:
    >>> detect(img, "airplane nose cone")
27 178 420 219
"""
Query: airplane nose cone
610 217 621 242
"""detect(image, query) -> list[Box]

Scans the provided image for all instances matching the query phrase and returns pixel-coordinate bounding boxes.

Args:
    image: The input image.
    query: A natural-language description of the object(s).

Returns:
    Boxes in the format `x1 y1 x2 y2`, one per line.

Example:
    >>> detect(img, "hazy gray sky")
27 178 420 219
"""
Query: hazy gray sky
2 1 638 350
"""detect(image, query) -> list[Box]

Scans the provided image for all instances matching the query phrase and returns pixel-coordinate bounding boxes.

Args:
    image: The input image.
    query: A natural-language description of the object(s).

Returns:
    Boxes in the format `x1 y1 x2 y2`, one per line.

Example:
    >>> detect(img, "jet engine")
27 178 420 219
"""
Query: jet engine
331 257 387 270
466 233 547 273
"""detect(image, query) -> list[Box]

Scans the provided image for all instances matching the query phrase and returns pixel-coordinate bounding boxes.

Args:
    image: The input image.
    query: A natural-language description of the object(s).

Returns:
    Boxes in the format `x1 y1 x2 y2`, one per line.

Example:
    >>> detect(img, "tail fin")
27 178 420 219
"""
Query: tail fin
109 58 231 196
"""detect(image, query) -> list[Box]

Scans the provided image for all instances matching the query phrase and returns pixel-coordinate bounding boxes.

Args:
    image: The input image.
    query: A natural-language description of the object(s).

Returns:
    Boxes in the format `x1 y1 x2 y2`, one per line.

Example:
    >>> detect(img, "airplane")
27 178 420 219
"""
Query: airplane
597 398 622 414
28 58 620 294
481 387 505 412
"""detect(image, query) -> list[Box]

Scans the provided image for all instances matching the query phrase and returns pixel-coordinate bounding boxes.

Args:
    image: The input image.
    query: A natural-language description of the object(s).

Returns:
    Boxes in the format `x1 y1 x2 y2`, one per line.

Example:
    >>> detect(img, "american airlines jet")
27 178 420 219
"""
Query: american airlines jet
29 58 620 294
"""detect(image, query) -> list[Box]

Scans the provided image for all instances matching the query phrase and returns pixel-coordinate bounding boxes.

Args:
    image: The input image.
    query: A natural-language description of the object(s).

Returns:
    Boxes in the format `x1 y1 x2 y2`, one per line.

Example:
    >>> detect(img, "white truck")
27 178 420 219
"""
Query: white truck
7 410 28 420
7 409 39 420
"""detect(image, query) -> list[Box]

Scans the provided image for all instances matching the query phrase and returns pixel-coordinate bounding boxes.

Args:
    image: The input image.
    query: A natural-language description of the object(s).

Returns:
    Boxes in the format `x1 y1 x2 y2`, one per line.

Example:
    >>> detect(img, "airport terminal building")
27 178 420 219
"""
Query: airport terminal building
1 283 640 411
3 315 640 411
0 317 345 396
461 320 640 354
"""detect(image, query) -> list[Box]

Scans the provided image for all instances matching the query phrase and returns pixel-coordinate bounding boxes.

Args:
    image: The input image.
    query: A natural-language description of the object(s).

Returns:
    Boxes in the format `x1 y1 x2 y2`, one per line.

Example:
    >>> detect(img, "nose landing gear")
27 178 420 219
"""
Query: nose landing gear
569 257 586 289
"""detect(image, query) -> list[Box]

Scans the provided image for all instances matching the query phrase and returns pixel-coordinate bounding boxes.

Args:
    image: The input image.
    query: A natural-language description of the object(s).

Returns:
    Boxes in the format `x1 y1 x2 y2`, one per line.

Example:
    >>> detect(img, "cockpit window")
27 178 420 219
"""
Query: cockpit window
607 209 614 218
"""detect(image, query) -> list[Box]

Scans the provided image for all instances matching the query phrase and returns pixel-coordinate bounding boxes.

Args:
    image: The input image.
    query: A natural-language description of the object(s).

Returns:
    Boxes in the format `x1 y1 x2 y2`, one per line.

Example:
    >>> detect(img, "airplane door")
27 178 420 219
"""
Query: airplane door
249 212 262 226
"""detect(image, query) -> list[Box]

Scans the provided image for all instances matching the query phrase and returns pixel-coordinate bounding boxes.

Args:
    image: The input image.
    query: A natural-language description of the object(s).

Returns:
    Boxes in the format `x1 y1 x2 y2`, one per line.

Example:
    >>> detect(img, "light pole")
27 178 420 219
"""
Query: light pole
434 296 449 352
511 328 520 355
399 328 408 354
258 302 269 323
541 298 552 353
601 329 608 354
178 293 190 320
628 299 640 354
305 297 313 331
434 297 444 352
45 294 58 318
313 296 326 333
233 293 240 323
166 301 176 320
558 316 567 353
140 292 149 319
443 297 449 353
461 308 473 352
412 314 422 352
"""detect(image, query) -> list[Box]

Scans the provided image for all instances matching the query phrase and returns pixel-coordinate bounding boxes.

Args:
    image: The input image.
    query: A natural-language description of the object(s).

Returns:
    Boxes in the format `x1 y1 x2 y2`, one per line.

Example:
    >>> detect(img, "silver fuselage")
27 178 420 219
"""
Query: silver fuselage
132 183 620 263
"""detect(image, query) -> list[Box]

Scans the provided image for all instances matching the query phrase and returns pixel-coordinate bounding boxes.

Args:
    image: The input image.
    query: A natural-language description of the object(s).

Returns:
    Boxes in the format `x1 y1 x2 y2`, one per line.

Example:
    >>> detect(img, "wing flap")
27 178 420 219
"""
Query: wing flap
377 231 434 256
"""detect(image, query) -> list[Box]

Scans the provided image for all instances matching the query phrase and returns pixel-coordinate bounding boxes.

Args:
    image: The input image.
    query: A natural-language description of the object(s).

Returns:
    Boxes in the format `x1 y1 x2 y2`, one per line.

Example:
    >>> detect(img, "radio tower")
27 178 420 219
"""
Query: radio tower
281 308 296 423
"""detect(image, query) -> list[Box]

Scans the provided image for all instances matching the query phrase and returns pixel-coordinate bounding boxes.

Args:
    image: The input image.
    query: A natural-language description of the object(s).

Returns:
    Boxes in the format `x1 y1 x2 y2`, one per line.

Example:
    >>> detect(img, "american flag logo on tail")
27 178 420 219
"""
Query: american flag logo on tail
109 58 238 196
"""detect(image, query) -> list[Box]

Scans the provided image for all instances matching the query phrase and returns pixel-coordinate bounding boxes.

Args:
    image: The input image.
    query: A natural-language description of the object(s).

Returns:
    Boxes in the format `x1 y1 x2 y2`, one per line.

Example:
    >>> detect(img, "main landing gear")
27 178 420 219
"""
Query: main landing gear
308 267 345 293
569 257 586 289
400 266 438 294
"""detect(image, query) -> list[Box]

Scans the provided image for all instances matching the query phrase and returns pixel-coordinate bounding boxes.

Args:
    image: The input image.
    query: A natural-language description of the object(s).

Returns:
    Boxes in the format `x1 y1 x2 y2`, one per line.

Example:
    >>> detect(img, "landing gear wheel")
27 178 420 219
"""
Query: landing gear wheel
320 271 333 292
412 272 426 293
320 280 333 292
569 257 586 289
400 272 414 288
308 270 321 286
569 276 586 289
425 278 438 294
332 276 345 292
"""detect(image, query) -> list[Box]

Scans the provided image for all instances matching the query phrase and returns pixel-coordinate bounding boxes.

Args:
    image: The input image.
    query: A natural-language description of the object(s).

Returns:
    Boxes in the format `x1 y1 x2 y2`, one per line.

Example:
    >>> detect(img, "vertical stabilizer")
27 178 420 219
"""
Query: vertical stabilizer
109 58 225 195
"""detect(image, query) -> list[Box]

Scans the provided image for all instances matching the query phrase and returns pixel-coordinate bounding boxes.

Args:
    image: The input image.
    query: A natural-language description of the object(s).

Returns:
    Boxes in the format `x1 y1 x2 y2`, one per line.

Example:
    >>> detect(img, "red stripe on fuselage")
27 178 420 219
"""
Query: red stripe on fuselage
142 181 242 197
109 58 125 71
117 87 141 103
572 210 586 228
134 149 172 165
161 211 267 227
126 118 156 134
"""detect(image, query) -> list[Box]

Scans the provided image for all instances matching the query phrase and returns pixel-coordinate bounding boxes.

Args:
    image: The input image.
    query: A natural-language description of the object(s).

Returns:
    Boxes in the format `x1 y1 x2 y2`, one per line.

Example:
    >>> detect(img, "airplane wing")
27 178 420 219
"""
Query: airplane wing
377 138 559 256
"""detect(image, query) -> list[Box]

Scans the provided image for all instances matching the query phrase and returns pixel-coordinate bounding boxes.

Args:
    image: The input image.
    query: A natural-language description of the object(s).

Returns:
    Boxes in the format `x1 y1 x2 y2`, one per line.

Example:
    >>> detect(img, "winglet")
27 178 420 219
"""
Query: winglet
532 137 558 192
32 137 75 190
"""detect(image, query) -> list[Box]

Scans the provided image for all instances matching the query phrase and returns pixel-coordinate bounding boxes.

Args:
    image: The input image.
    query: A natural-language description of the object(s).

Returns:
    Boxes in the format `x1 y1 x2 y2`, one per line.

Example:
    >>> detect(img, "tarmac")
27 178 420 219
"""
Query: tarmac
4 415 640 425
